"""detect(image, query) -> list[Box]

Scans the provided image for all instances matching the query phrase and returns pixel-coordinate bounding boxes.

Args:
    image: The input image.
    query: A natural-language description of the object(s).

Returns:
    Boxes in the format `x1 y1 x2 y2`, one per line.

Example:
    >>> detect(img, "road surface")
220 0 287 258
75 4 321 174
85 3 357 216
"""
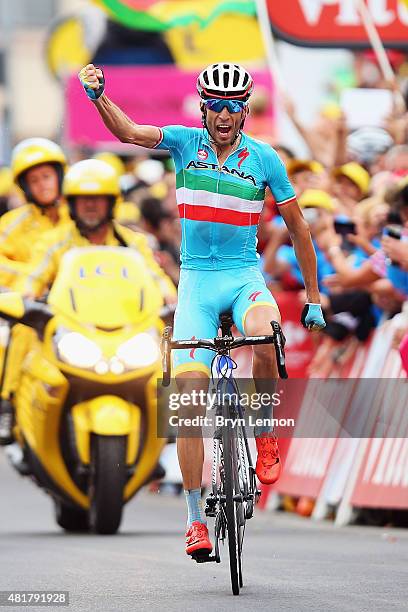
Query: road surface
0 453 407 611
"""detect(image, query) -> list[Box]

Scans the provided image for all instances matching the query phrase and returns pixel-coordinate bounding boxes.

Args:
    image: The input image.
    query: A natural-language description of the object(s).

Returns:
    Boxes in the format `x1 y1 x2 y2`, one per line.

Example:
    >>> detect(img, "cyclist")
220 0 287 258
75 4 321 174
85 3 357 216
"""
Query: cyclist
17 159 176 302
0 138 69 445
78 62 326 556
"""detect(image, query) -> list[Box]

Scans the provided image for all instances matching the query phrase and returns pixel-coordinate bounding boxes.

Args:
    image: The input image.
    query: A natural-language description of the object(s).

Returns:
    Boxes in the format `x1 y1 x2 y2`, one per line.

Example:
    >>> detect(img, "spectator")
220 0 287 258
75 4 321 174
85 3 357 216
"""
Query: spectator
274 144 295 167
287 160 325 198
331 162 370 216
247 86 275 141
263 189 336 293
322 192 408 313
346 127 394 172
384 144 408 177
139 196 181 285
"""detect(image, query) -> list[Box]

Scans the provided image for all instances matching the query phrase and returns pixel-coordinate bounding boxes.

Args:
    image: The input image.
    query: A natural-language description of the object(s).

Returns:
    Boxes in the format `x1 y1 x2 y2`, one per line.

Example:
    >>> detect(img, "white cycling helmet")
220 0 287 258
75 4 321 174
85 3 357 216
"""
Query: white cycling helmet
197 63 254 101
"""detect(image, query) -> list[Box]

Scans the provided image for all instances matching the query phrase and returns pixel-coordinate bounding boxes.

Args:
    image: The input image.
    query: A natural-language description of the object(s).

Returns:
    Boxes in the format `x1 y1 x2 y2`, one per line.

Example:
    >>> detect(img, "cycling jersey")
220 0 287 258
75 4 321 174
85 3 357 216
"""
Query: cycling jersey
155 126 296 270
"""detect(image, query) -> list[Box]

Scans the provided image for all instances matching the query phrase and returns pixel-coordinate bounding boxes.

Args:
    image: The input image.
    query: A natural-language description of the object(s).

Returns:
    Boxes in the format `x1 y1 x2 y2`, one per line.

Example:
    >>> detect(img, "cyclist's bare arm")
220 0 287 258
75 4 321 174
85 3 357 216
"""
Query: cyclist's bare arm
84 64 161 148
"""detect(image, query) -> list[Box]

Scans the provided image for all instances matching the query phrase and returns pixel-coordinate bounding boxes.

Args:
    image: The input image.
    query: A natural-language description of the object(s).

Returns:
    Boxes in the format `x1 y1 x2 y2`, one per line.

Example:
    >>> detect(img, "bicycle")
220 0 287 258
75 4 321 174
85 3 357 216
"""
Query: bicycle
161 314 288 596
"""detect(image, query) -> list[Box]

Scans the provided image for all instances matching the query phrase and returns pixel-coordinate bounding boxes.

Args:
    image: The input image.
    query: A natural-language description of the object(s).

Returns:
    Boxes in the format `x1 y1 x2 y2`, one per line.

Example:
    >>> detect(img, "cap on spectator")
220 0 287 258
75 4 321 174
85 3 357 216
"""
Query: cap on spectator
287 159 324 176
94 152 126 178
299 189 336 213
333 162 370 196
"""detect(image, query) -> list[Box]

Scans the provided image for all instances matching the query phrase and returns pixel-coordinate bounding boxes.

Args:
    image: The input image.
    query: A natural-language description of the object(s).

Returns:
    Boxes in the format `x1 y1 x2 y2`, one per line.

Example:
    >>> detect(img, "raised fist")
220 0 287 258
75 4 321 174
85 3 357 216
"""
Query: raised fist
78 64 105 101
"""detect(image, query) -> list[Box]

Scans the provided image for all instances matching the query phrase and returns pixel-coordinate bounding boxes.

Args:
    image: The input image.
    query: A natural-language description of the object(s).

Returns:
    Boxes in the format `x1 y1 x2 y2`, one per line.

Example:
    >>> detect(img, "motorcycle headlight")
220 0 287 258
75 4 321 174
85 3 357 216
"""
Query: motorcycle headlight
56 331 102 368
116 332 159 368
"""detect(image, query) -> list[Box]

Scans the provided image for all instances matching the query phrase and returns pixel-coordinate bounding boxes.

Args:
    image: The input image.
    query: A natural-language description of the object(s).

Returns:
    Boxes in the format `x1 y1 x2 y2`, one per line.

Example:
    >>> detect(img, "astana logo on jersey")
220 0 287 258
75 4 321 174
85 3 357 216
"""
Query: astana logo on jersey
186 160 256 186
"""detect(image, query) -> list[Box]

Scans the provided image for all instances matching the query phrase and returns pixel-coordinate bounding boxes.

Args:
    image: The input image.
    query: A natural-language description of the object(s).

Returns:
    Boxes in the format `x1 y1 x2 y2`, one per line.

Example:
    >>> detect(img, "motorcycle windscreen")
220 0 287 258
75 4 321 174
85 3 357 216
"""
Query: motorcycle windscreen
48 246 163 329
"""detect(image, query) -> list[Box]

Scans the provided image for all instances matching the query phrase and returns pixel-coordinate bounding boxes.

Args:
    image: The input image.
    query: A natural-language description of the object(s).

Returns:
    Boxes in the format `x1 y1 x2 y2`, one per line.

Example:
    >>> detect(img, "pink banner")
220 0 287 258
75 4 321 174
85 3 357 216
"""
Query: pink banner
64 65 275 149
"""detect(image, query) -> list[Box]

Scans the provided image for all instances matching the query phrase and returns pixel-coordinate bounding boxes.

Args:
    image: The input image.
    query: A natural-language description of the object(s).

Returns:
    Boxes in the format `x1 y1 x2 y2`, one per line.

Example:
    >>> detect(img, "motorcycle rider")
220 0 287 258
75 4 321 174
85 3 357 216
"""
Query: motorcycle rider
18 158 176 302
0 138 69 444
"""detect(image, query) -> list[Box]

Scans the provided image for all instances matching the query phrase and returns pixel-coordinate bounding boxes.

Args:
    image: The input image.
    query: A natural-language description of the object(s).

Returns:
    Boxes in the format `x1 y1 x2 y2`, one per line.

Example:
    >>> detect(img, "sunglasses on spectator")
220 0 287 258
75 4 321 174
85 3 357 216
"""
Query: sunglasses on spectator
203 99 248 113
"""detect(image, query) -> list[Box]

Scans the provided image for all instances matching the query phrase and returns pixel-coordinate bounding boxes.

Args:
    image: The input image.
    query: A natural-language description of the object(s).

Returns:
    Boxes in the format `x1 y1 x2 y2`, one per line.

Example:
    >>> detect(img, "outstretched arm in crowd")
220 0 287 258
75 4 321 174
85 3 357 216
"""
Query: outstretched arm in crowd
324 259 380 291
283 94 346 167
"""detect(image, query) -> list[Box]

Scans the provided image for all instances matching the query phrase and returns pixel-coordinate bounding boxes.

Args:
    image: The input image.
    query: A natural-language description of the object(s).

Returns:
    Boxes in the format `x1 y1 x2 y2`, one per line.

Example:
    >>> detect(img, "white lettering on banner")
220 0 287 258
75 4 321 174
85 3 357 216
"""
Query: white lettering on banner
298 0 332 25
384 438 405 486
298 0 407 27
289 438 336 477
336 0 360 25
362 438 408 487
373 439 398 485
395 439 408 487
367 0 394 26
362 438 382 483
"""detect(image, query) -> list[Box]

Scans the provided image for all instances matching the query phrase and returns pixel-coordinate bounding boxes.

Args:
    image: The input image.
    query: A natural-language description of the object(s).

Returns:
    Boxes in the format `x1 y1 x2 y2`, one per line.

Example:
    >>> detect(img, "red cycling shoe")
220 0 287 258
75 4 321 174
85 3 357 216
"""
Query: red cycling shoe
185 521 213 556
255 431 281 485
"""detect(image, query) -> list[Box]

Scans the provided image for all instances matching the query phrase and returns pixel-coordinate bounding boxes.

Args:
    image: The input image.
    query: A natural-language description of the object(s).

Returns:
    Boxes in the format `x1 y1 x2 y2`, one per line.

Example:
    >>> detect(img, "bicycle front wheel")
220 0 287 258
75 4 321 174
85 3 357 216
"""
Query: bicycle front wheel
222 414 240 596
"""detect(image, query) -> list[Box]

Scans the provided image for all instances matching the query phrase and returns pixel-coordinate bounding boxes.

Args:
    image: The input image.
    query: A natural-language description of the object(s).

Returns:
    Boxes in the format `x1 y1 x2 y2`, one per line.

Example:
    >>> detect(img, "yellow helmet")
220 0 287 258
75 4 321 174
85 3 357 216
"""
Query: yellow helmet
94 152 126 178
63 159 120 229
11 138 66 205
11 138 66 185
63 159 120 198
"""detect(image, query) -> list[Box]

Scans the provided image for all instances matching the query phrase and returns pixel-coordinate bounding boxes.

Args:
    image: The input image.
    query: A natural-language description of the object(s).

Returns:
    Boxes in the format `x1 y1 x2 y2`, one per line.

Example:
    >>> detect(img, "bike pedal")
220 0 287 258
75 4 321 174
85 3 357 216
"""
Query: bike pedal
205 495 217 517
205 509 216 517
191 551 216 563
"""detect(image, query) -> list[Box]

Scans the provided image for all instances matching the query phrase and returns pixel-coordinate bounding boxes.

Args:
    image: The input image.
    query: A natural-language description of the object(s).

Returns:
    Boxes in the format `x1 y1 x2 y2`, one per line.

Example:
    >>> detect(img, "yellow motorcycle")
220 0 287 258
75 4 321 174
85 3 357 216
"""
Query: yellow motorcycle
0 246 166 534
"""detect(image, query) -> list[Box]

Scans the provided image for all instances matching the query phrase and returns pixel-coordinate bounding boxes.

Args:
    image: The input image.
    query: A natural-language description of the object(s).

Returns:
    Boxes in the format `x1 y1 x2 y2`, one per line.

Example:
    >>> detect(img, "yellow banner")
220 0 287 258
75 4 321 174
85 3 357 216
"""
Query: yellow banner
165 13 264 68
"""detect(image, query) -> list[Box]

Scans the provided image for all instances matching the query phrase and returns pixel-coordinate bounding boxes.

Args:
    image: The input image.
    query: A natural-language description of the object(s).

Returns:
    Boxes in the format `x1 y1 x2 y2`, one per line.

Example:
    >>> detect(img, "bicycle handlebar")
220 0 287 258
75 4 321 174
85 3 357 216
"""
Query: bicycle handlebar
161 320 288 386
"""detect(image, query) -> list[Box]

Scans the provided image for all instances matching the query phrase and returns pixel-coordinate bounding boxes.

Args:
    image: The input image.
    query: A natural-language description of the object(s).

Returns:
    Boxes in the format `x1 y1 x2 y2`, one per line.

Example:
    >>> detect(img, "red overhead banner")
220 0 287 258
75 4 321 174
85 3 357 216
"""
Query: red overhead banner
267 0 408 48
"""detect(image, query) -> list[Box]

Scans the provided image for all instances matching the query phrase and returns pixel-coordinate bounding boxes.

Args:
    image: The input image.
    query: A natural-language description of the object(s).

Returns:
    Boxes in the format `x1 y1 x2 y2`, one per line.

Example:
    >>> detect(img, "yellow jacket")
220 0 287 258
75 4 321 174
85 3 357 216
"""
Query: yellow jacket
0 203 70 288
19 219 176 299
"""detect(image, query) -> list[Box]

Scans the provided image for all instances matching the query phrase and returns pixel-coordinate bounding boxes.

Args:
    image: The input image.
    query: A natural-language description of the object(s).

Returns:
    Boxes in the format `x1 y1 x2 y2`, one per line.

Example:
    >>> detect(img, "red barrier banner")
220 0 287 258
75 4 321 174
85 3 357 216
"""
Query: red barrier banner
349 355 408 510
267 0 408 48
274 341 372 500
351 438 408 508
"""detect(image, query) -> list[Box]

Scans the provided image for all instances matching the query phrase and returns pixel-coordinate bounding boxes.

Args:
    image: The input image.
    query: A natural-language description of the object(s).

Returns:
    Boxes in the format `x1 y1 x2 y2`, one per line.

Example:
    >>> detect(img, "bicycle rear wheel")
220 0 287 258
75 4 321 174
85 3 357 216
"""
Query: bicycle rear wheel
222 411 241 596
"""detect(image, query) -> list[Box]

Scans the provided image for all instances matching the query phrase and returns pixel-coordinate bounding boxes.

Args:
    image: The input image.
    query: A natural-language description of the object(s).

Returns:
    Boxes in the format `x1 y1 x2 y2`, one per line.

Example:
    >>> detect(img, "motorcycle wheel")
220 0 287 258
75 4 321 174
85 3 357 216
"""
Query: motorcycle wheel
89 435 126 535
55 500 89 532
